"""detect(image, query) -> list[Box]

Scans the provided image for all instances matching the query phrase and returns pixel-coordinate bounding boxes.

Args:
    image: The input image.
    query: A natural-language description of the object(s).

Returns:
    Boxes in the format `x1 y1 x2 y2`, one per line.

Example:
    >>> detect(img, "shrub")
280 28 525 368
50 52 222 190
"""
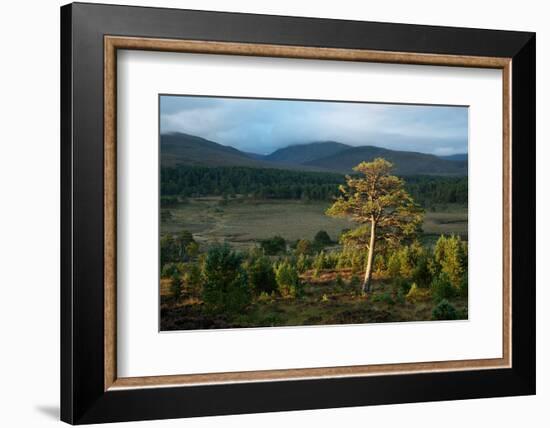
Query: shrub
335 273 345 288
349 275 361 289
170 272 183 300
398 247 414 277
395 287 406 305
313 251 328 276
372 292 395 305
432 299 458 320
183 263 202 294
247 256 277 294
434 235 467 287
202 244 251 313
459 274 468 297
296 253 311 273
313 230 332 247
373 254 386 274
412 255 433 288
275 261 302 298
161 262 179 278
295 239 312 255
393 277 411 295
406 283 431 303
431 272 456 302
387 251 402 278
257 291 274 303
326 252 339 269
336 250 351 269
260 236 286 255
185 241 199 259
406 283 419 303
160 230 198 265
350 251 365 274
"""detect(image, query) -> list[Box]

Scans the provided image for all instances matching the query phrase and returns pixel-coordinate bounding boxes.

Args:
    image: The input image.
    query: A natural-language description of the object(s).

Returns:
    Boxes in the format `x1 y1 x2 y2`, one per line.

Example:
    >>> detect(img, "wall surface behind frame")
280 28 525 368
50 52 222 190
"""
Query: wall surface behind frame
0 0 546 427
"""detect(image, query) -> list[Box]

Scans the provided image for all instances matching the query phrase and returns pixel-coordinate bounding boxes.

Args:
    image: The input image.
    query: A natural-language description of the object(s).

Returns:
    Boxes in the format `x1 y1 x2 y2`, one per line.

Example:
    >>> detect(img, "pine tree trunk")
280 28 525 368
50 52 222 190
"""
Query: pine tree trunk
362 219 377 293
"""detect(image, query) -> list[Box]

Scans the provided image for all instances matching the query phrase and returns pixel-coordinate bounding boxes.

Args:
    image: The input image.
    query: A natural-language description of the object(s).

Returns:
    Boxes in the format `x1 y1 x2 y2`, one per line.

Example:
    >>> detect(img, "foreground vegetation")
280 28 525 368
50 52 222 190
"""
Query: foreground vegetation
160 234 468 330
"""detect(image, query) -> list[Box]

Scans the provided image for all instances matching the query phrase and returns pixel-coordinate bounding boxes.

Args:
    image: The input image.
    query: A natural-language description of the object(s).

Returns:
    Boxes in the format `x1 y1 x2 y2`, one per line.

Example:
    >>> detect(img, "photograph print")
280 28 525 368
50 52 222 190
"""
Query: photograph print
159 95 468 331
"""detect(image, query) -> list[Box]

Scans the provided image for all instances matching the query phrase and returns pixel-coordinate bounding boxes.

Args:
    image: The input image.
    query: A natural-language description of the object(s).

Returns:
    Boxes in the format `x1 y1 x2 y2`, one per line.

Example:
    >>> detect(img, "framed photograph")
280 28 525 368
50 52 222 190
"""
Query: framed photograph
61 2 535 424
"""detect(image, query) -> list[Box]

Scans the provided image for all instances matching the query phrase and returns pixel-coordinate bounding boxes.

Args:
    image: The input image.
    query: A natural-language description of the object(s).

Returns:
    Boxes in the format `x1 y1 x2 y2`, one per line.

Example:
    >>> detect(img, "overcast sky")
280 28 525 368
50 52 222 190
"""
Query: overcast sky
160 95 468 156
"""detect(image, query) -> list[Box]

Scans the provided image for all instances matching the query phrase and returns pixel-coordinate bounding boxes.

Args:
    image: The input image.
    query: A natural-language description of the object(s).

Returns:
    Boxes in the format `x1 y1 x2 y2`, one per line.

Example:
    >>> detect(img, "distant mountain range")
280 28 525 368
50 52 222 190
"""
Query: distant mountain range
161 132 467 176
438 153 468 161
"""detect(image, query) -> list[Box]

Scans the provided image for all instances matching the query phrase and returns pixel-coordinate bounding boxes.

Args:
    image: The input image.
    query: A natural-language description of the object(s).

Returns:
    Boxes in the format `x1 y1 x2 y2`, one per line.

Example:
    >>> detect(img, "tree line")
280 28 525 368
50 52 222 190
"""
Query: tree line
160 165 467 206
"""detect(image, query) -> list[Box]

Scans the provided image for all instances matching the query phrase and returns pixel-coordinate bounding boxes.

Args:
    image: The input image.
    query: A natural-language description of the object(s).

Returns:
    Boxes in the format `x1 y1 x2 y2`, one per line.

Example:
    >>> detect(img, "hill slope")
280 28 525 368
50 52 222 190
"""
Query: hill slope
265 141 350 164
161 133 272 168
439 153 468 162
304 146 467 175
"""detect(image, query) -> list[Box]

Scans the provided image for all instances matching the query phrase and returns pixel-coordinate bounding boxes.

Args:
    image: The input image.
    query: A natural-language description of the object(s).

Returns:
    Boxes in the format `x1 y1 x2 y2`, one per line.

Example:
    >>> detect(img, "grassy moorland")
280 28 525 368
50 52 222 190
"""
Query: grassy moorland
161 197 466 251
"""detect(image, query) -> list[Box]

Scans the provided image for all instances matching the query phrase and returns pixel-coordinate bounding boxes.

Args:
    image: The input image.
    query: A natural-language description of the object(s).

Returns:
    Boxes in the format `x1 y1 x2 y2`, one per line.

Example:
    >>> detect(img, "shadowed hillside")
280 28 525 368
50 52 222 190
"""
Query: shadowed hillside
161 133 271 168
265 141 350 164
304 146 467 175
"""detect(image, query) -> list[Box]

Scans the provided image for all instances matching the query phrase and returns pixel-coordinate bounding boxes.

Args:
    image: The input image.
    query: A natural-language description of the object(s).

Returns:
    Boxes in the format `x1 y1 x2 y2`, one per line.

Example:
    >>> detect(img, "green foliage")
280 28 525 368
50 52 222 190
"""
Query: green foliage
395 287 406 305
185 241 199 259
183 263 202 294
275 261 302 298
335 273 345 288
386 244 428 279
170 271 183 300
372 292 395 305
160 230 197 266
349 275 361 288
406 282 431 303
296 253 311 274
350 251 366 274
387 251 402 278
257 291 274 303
246 256 277 294
431 272 456 302
313 230 332 247
313 251 329 276
260 235 287 255
405 175 468 207
459 274 468 298
406 283 419 303
398 247 414 277
373 254 386 273
393 277 411 295
202 244 251 313
434 234 467 287
432 299 458 320
161 262 180 278
295 239 312 255
412 254 433 288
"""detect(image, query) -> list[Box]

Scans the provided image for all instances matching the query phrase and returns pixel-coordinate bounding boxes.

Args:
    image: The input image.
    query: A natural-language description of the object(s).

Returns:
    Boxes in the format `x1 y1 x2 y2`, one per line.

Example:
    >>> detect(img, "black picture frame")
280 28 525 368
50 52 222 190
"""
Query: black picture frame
61 2 535 424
